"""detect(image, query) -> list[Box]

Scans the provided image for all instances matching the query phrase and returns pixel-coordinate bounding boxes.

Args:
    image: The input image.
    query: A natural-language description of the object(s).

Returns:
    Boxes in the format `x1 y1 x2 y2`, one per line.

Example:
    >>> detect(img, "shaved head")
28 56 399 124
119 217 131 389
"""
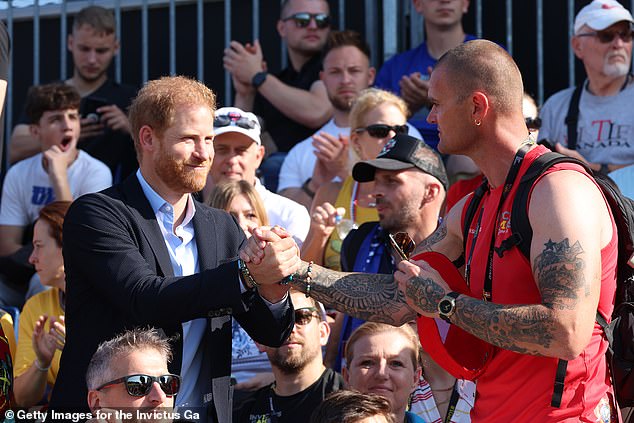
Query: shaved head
435 39 524 115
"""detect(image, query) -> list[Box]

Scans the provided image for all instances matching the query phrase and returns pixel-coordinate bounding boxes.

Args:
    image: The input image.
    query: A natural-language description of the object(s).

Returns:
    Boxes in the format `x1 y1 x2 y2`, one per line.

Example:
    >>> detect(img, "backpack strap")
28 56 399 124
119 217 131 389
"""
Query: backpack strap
459 180 489 268
564 83 583 150
340 222 380 272
502 151 589 407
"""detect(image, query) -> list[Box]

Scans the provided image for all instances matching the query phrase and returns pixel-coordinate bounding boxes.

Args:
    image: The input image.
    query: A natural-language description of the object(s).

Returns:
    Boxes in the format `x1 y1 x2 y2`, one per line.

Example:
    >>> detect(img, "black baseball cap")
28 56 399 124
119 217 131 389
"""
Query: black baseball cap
352 134 449 191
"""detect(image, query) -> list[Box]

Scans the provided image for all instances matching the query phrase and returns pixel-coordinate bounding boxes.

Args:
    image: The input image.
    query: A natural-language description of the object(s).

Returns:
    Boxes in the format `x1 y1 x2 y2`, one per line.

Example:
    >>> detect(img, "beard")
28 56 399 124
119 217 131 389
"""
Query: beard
377 199 418 233
266 340 320 375
154 145 210 194
603 61 630 78
328 93 355 112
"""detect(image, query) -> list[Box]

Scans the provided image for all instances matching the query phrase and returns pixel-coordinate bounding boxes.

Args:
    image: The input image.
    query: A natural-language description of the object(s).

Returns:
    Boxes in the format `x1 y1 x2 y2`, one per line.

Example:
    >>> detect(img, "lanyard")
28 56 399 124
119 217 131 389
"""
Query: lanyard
443 382 461 423
464 141 533 301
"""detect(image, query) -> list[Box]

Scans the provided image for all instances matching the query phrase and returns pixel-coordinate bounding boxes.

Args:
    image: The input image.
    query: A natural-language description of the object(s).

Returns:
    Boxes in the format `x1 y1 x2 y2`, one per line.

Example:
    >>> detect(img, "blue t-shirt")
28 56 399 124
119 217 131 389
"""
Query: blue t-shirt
374 35 478 150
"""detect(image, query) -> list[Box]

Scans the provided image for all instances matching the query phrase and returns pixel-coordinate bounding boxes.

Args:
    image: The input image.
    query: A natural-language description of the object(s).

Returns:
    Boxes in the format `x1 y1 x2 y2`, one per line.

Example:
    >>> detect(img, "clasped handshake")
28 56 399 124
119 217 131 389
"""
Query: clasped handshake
238 226 303 301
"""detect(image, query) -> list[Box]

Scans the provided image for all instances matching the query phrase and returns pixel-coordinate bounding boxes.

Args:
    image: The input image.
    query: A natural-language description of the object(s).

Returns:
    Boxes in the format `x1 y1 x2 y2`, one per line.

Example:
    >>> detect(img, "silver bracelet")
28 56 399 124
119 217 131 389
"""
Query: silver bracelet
34 358 51 372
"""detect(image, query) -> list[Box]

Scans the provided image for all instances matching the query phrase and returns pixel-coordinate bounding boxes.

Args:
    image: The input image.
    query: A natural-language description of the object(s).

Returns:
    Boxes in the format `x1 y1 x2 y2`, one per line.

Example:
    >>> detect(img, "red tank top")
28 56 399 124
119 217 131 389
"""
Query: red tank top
461 146 617 422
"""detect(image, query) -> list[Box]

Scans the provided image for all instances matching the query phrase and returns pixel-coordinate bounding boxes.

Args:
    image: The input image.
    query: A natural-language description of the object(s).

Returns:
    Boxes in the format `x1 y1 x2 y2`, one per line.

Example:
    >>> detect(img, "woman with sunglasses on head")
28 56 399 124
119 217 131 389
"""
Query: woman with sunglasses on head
207 181 277 400
13 201 71 408
301 88 418 271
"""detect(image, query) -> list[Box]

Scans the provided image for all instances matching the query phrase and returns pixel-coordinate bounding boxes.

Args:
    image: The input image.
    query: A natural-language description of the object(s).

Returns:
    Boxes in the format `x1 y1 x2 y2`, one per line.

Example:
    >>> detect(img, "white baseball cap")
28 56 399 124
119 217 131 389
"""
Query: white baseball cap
574 0 634 34
213 107 262 145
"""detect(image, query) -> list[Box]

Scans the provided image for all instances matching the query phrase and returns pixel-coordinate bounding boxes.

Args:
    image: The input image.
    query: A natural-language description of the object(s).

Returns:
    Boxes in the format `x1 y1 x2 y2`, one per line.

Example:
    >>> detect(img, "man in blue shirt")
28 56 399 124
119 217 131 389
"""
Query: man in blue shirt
375 0 474 150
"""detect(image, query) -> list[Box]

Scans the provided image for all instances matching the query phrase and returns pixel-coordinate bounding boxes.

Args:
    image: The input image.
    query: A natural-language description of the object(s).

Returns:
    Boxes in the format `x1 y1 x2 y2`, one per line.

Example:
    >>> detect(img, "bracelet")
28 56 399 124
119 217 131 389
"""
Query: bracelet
34 358 51 372
301 178 315 198
305 261 314 298
238 259 260 290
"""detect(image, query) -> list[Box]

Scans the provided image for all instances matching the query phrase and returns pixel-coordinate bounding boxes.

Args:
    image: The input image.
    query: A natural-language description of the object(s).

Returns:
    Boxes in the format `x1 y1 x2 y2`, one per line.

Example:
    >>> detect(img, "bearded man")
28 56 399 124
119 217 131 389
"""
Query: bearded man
49 76 300 423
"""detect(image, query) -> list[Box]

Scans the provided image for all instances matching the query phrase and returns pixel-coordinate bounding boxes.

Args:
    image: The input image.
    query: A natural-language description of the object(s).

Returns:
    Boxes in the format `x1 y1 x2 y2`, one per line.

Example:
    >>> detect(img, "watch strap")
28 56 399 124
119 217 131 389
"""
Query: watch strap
251 71 268 89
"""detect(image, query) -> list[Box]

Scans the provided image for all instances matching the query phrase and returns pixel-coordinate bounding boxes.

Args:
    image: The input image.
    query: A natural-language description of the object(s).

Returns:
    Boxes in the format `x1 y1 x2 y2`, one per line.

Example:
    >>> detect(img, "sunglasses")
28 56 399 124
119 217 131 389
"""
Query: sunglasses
295 307 320 325
388 232 416 261
96 374 181 397
355 124 409 139
525 117 541 130
214 112 257 130
282 13 331 29
577 29 634 44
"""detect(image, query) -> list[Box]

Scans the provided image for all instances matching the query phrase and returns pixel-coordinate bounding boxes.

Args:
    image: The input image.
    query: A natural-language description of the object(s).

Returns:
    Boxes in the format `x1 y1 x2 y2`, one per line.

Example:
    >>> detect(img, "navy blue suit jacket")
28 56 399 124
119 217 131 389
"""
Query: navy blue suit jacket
49 175 293 422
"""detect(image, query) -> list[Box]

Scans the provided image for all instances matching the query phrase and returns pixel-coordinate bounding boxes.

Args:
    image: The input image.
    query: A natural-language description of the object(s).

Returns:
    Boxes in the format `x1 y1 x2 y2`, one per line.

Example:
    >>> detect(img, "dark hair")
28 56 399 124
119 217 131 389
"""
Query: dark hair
310 390 396 423
37 201 72 248
25 83 81 124
323 30 371 62
73 6 115 35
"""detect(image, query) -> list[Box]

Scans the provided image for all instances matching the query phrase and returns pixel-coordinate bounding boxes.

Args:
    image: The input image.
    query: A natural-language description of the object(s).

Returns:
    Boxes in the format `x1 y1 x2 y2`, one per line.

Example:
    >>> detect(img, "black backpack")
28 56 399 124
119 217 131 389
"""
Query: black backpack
462 151 634 408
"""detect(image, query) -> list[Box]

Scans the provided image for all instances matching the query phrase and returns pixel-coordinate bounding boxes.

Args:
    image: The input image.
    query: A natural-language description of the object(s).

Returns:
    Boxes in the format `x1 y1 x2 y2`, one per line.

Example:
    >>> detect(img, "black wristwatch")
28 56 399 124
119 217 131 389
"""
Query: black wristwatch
438 292 461 323
599 163 610 175
251 71 268 89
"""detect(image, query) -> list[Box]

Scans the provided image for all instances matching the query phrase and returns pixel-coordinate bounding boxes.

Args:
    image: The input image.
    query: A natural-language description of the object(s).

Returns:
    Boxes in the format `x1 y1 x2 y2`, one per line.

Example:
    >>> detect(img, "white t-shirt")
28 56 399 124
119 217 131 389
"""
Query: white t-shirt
254 179 310 246
539 82 634 166
277 119 423 192
0 150 112 226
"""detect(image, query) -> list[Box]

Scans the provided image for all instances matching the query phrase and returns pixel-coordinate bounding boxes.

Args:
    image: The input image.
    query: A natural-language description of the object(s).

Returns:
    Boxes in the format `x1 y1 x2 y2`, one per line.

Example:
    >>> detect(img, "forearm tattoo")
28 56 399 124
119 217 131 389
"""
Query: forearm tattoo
412 220 447 256
404 276 445 314
291 262 417 326
451 238 586 356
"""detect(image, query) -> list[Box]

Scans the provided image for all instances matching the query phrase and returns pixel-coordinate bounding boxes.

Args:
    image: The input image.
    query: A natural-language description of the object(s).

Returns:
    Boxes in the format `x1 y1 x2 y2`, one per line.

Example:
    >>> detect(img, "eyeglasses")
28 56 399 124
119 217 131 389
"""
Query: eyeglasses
96 374 181 397
388 232 416 261
355 124 409 139
577 29 634 44
214 111 258 130
282 13 331 29
294 307 320 325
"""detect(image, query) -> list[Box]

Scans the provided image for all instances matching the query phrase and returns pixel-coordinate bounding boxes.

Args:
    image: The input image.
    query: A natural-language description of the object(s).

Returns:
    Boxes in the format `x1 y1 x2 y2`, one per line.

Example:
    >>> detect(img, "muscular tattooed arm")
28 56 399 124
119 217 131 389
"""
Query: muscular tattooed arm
291 263 416 326
289 198 467 326
398 170 612 359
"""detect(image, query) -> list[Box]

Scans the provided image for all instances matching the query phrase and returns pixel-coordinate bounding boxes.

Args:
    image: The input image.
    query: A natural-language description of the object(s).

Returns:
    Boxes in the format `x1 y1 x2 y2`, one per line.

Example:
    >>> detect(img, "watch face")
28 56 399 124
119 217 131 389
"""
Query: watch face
439 300 453 314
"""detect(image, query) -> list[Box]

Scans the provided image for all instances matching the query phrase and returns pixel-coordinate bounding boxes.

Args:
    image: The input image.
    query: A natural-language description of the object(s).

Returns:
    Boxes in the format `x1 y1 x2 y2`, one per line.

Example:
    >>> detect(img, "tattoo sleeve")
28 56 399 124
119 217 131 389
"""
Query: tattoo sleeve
450 238 587 356
291 262 418 326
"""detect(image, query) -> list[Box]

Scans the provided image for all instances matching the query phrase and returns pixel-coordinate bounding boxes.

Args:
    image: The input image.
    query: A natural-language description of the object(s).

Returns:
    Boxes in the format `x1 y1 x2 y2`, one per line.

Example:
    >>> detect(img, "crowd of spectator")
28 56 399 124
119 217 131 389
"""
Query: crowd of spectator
0 0 632 422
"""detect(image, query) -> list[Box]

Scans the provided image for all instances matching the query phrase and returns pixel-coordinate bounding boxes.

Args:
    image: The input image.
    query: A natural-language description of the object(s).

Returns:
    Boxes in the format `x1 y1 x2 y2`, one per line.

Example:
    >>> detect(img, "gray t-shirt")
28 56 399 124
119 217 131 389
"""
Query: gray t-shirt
539 81 634 166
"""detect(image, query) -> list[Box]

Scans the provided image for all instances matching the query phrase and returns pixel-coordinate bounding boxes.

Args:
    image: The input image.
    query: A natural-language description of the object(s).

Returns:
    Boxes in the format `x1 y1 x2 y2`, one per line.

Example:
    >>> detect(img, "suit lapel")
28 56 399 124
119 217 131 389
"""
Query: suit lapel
120 176 175 277
193 201 216 271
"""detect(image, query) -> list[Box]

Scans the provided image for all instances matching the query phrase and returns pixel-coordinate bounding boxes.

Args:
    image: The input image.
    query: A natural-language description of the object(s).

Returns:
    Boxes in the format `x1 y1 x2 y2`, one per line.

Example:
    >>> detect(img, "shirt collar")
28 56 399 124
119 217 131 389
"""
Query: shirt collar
136 169 197 224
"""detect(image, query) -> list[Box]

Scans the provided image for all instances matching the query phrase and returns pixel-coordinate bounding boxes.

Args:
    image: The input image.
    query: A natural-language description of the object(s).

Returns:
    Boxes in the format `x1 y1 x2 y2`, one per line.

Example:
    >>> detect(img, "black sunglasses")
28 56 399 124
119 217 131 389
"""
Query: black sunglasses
577 29 634 44
214 111 257 130
96 374 181 397
282 13 331 29
388 232 416 261
525 117 541 130
355 124 409 139
295 307 320 325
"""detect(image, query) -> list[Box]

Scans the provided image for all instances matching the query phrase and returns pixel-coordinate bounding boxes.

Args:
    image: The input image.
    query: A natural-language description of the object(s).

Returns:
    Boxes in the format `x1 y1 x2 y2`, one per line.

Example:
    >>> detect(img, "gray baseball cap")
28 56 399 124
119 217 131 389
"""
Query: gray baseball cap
352 134 449 191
